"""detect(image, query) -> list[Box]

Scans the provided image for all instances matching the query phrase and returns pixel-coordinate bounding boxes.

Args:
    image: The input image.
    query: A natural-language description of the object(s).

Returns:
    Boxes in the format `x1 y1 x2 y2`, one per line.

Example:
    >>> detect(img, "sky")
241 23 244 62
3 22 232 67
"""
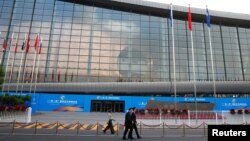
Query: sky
146 0 250 15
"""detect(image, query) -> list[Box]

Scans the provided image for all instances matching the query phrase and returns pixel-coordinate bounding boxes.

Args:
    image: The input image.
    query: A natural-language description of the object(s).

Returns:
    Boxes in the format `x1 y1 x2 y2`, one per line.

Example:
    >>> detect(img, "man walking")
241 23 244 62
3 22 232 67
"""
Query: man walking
129 107 141 139
123 108 133 140
103 111 115 134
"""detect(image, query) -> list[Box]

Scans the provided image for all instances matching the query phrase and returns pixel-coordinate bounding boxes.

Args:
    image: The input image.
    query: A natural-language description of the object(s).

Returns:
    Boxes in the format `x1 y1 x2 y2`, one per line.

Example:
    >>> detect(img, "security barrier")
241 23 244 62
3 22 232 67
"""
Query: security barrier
137 110 250 125
0 107 31 123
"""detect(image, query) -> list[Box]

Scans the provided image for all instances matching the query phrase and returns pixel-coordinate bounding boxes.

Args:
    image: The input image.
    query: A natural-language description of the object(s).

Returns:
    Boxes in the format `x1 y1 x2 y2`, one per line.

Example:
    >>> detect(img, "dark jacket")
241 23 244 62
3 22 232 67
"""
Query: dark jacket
131 112 137 125
125 112 132 127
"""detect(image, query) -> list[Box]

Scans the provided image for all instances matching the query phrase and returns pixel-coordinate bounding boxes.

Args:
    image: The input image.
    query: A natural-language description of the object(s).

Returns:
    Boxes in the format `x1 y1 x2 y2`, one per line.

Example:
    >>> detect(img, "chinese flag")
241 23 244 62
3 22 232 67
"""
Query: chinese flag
26 36 30 53
188 5 192 31
2 39 7 51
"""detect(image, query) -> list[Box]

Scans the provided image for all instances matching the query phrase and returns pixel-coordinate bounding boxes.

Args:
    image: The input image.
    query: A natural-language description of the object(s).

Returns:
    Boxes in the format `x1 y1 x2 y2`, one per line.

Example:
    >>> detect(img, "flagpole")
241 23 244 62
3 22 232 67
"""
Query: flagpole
29 34 39 93
0 31 2 65
0 49 3 67
20 54 28 93
33 37 42 94
2 32 14 94
33 52 40 93
8 36 18 92
16 34 26 93
171 4 176 109
188 5 198 123
190 30 198 123
29 51 37 93
21 36 30 93
7 47 15 92
208 27 216 93
170 4 177 123
16 50 25 93
206 6 216 98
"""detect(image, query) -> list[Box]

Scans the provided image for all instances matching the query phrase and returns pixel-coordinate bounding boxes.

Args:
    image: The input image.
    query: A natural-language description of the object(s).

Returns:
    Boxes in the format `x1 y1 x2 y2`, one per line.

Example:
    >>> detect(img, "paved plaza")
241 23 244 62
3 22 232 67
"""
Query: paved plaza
0 111 209 141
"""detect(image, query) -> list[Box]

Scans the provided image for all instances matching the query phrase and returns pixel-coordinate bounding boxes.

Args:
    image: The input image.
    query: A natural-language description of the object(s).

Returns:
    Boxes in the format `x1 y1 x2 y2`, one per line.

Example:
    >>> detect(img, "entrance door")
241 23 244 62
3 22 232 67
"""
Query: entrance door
91 100 124 112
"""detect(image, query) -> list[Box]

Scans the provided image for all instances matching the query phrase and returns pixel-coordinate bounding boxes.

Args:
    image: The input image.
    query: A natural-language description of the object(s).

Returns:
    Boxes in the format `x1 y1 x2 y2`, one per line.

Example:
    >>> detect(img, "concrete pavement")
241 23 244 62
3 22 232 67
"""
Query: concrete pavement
0 134 207 141
0 111 209 141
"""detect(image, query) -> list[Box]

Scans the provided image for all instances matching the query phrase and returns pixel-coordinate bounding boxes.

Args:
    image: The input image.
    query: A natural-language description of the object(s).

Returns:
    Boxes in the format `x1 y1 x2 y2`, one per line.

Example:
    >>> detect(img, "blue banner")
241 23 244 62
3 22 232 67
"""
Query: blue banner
7 93 246 112
36 93 85 112
1 92 249 113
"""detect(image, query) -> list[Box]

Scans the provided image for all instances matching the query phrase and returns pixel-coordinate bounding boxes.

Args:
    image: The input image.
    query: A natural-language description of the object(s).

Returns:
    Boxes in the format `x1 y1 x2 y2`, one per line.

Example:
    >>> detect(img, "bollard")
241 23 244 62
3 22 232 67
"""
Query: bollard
27 107 32 123
203 122 206 136
116 122 119 136
162 122 165 137
11 120 15 134
96 122 99 136
56 121 59 135
139 121 142 136
77 121 80 135
34 120 38 135
182 123 185 137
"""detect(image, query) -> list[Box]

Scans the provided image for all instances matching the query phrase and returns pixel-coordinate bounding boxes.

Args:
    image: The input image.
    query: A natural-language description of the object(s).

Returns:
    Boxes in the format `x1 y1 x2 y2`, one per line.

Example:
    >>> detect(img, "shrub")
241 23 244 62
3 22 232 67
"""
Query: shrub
230 109 235 114
170 109 176 115
147 108 154 114
153 108 159 115
138 109 145 115
182 109 188 115
245 109 250 114
0 94 31 106
161 108 168 114
237 109 243 114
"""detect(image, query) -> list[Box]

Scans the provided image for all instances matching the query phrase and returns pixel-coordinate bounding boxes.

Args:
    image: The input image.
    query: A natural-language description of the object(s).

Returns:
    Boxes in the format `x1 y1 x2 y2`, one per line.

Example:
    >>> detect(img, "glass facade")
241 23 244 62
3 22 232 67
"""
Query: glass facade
0 0 250 84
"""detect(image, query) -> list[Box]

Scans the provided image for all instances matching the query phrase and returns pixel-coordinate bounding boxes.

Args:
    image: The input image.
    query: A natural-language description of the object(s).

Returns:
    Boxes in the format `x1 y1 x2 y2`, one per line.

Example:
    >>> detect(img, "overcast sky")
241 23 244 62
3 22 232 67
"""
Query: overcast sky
146 0 250 15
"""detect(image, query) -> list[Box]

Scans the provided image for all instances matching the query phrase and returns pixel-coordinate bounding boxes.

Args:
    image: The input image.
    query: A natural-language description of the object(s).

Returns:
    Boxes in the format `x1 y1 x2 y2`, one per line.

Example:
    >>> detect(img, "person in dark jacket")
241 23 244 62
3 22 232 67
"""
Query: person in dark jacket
129 107 142 139
123 108 133 140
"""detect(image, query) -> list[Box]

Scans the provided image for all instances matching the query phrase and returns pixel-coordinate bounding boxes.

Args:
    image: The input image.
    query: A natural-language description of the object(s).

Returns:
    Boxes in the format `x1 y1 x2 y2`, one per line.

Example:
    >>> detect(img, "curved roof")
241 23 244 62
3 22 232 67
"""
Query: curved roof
6 81 250 94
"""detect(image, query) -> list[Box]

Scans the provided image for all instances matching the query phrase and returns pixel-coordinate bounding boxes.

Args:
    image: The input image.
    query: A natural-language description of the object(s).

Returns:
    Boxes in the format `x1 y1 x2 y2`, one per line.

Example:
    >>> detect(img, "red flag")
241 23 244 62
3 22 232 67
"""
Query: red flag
2 39 7 51
26 36 30 53
34 34 39 51
14 39 18 54
188 5 192 31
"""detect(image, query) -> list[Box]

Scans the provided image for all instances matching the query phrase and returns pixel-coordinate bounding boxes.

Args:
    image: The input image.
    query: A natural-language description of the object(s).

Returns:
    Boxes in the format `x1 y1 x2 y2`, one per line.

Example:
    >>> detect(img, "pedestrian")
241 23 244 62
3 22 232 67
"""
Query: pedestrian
103 110 116 134
123 108 133 140
129 107 142 139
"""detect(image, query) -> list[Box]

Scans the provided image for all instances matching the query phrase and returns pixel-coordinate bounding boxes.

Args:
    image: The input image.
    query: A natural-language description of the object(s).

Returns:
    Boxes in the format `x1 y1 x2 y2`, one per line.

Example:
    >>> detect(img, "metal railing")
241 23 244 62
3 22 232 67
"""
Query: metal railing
0 107 31 123
136 110 250 125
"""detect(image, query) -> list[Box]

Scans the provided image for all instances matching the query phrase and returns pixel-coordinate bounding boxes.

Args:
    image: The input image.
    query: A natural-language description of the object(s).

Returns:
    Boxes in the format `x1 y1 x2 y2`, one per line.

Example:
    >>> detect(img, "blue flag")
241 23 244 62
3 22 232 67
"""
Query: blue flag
206 7 211 28
169 4 173 27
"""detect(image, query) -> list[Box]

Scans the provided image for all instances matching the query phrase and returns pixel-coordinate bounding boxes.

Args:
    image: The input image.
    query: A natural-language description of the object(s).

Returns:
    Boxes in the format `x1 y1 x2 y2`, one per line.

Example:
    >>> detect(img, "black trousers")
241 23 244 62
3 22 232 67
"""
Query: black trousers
129 123 140 138
103 120 115 134
123 125 132 139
